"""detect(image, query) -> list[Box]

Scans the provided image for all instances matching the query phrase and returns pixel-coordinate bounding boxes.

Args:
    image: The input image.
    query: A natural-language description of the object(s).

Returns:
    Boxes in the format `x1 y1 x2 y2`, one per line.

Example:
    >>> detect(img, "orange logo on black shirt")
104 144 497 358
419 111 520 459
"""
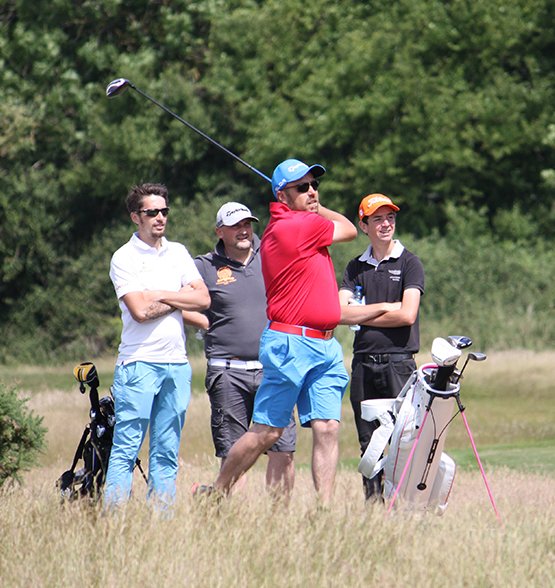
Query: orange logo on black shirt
216 266 236 285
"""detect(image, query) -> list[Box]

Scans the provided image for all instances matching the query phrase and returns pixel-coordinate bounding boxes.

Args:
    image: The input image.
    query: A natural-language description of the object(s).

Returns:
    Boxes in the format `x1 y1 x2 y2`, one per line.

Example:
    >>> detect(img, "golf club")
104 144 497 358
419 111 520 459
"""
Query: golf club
454 351 487 384
447 335 473 349
105 78 271 184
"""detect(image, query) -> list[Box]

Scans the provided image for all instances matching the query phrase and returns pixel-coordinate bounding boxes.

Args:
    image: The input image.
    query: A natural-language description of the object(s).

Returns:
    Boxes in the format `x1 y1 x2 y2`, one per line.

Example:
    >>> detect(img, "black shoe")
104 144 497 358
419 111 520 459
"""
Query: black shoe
363 474 384 502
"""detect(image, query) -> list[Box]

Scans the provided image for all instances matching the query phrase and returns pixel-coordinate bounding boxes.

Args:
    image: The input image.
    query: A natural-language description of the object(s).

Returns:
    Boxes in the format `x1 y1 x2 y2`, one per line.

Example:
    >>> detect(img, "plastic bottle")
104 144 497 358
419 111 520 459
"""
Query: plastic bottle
349 285 365 332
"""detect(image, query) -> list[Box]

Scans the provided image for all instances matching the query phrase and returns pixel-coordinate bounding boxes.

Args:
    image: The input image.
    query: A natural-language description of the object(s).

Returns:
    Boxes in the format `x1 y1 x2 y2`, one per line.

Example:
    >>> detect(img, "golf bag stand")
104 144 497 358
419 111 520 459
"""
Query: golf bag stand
56 362 147 501
358 336 501 522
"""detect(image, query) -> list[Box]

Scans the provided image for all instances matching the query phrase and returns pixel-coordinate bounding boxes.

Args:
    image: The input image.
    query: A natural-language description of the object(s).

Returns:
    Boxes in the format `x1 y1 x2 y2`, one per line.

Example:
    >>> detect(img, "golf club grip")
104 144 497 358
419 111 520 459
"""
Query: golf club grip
434 366 454 391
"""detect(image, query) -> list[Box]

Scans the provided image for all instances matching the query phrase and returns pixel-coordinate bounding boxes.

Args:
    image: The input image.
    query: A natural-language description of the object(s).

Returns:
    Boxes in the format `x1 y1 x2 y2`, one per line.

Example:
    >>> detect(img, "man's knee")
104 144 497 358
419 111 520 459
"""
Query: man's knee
312 419 340 444
251 423 284 449
313 418 340 434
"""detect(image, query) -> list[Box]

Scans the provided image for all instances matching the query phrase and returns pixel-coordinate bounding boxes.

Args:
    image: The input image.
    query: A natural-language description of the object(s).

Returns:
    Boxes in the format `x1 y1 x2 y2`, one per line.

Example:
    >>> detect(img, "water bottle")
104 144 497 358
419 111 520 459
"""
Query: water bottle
349 285 365 332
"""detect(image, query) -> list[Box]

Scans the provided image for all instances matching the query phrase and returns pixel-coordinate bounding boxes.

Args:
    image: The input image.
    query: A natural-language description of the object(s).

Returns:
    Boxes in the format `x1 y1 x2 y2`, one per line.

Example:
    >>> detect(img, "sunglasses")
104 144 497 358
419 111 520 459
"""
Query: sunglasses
138 207 170 217
287 179 320 193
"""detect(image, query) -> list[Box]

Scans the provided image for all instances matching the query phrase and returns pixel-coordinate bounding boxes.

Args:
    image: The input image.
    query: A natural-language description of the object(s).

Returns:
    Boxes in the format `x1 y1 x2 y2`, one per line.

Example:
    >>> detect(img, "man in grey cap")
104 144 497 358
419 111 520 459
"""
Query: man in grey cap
184 202 296 497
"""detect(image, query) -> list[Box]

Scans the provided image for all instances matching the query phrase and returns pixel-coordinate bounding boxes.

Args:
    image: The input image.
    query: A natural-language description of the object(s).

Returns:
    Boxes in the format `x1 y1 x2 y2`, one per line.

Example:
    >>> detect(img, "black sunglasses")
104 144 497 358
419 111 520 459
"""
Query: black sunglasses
287 179 320 193
138 207 170 217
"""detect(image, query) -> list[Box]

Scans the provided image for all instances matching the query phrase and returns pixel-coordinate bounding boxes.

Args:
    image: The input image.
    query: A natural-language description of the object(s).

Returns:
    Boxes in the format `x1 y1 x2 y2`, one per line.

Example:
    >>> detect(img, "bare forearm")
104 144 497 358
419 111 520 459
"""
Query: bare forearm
363 309 415 327
123 282 209 323
182 310 210 330
122 290 175 322
339 303 399 325
157 280 210 312
143 301 174 320
318 205 357 243
318 205 348 223
158 290 209 311
364 289 421 327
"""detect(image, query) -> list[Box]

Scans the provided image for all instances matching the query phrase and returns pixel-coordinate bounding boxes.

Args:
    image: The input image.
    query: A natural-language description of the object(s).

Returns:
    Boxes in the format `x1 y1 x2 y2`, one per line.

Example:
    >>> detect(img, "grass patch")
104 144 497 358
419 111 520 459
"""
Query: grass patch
0 355 207 396
0 358 116 393
449 439 555 474
338 440 555 476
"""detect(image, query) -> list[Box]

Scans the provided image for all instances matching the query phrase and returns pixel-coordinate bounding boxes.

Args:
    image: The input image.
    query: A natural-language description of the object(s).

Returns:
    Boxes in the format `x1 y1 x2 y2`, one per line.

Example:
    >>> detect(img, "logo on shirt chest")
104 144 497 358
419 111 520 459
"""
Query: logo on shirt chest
389 269 401 282
216 266 236 285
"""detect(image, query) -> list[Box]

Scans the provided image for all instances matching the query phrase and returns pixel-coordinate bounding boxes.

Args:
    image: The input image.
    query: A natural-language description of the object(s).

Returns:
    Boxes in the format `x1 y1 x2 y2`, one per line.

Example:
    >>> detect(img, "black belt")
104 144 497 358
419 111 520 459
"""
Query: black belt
361 352 414 364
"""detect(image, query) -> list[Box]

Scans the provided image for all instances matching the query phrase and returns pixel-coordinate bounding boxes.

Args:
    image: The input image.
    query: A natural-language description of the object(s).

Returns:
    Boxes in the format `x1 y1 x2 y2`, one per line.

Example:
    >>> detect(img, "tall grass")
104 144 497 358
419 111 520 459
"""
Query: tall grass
1 351 554 585
1 466 553 587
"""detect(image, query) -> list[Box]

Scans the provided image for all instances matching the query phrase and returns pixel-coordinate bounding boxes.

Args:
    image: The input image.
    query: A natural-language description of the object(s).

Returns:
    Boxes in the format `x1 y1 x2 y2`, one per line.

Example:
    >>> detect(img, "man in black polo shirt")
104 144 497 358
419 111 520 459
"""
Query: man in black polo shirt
340 193 425 500
183 202 295 497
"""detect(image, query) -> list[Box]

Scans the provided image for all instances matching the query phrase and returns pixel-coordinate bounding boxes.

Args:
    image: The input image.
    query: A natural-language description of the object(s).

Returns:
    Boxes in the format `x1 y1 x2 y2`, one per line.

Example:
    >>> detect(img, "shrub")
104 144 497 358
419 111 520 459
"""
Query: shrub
0 383 46 487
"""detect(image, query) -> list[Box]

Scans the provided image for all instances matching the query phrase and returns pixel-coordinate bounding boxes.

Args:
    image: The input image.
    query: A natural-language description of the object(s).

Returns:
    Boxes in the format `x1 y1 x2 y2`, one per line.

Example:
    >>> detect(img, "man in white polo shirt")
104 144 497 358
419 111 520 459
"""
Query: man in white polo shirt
105 182 209 508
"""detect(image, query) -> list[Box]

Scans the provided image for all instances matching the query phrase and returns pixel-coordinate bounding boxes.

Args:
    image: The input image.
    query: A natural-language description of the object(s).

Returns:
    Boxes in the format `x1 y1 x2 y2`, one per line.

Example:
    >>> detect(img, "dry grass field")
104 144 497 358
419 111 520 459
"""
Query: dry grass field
0 350 554 587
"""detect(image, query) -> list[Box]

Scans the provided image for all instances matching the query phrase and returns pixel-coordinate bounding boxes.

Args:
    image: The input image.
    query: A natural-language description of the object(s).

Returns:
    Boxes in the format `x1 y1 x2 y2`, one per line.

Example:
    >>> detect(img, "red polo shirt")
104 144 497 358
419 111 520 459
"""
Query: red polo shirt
261 202 340 331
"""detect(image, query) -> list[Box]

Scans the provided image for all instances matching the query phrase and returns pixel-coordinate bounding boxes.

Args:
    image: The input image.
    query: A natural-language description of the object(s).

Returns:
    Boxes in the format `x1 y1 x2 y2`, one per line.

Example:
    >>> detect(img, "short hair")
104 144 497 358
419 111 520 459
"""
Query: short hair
126 183 169 213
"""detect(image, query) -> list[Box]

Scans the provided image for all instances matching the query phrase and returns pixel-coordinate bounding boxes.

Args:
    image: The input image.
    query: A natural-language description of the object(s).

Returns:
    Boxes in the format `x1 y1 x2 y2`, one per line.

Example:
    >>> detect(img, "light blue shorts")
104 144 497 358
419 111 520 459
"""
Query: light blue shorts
253 328 349 428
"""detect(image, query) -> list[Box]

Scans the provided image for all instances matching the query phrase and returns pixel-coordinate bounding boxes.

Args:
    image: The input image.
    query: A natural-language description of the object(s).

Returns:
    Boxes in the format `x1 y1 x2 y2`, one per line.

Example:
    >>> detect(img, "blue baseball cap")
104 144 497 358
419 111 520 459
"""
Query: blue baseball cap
271 159 326 196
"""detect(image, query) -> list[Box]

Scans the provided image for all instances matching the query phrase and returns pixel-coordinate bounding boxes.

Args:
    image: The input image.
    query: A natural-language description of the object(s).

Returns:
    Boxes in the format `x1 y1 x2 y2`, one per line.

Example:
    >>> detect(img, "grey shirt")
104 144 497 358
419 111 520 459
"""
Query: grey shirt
194 235 267 360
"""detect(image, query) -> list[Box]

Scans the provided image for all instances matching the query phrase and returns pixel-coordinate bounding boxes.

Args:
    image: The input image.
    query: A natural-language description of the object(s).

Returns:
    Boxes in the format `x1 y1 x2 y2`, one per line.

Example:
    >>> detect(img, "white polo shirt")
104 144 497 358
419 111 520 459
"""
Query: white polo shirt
110 233 202 364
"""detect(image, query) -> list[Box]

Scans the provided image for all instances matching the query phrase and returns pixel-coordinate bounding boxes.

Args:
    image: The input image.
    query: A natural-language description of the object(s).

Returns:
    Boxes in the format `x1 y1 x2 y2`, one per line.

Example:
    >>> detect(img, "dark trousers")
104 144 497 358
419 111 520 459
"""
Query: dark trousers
350 354 416 499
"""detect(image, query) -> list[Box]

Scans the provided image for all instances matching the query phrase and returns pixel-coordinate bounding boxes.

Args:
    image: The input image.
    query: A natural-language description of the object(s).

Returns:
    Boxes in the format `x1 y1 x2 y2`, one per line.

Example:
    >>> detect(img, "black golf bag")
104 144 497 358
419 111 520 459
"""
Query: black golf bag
56 362 145 501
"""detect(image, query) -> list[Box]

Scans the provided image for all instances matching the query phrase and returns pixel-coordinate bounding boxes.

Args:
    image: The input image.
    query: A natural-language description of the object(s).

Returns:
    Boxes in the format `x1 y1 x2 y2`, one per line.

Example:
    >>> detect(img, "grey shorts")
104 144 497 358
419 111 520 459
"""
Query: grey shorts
205 365 297 458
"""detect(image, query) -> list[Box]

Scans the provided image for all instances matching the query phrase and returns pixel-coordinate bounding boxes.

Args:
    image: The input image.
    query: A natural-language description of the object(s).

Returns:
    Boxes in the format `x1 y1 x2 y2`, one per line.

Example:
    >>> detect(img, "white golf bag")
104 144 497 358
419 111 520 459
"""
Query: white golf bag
358 337 469 514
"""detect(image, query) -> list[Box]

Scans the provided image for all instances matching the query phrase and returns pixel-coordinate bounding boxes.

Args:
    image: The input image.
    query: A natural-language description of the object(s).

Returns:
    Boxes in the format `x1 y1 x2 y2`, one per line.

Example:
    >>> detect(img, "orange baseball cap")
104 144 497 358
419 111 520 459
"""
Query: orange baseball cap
358 193 400 220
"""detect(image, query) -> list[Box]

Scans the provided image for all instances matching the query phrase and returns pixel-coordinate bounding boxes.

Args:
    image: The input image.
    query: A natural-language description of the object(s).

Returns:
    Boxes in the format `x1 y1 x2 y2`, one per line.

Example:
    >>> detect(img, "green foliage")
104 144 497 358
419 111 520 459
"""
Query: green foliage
203 0 555 229
407 204 555 350
0 0 554 360
0 383 46 487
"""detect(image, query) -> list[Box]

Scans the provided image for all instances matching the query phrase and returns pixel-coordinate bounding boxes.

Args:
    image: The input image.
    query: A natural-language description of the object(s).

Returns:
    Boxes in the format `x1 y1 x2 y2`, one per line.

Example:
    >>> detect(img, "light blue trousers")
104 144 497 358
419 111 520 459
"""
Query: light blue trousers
104 361 191 508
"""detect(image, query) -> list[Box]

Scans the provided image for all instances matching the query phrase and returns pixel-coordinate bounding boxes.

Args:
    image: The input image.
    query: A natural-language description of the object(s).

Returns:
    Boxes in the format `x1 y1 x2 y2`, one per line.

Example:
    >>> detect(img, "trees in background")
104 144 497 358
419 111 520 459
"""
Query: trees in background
0 0 554 360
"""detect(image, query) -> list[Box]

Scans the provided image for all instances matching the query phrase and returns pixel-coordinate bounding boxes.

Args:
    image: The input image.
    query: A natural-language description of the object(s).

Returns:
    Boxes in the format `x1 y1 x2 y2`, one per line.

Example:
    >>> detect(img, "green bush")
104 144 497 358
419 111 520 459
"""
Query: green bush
0 383 46 487
415 204 555 350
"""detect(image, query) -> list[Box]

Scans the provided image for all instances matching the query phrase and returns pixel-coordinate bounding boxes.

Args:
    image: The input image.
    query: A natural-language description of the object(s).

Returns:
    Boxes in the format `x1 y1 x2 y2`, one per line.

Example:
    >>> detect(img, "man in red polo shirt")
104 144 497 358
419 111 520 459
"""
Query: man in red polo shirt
195 159 398 504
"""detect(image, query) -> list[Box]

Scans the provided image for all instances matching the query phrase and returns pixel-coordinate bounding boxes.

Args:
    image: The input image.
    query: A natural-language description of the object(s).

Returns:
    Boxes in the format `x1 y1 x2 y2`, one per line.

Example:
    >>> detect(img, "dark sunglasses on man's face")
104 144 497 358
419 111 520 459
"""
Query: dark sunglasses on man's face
138 207 170 217
287 179 320 193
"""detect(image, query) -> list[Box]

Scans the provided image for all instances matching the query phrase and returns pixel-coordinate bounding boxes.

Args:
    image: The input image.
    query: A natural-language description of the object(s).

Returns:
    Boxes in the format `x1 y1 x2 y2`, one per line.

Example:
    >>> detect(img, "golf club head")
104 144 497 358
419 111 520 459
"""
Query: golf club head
468 351 487 362
431 337 462 366
73 361 100 391
106 78 133 98
446 335 473 350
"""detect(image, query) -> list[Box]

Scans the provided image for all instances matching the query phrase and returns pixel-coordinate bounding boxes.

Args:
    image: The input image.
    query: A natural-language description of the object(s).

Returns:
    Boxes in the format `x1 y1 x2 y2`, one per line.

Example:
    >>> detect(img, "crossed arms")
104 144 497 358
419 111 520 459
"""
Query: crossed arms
338 288 421 327
122 279 210 323
175 285 420 329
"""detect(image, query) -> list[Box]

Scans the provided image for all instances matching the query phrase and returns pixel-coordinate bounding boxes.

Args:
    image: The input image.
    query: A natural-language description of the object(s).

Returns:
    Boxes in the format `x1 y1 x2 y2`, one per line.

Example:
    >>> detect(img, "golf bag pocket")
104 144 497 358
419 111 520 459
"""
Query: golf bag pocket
429 453 456 515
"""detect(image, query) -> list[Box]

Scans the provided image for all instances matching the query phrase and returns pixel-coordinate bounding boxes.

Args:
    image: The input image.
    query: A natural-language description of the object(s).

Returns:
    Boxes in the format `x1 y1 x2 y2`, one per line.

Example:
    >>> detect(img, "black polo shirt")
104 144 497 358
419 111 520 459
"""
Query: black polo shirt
341 241 425 354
